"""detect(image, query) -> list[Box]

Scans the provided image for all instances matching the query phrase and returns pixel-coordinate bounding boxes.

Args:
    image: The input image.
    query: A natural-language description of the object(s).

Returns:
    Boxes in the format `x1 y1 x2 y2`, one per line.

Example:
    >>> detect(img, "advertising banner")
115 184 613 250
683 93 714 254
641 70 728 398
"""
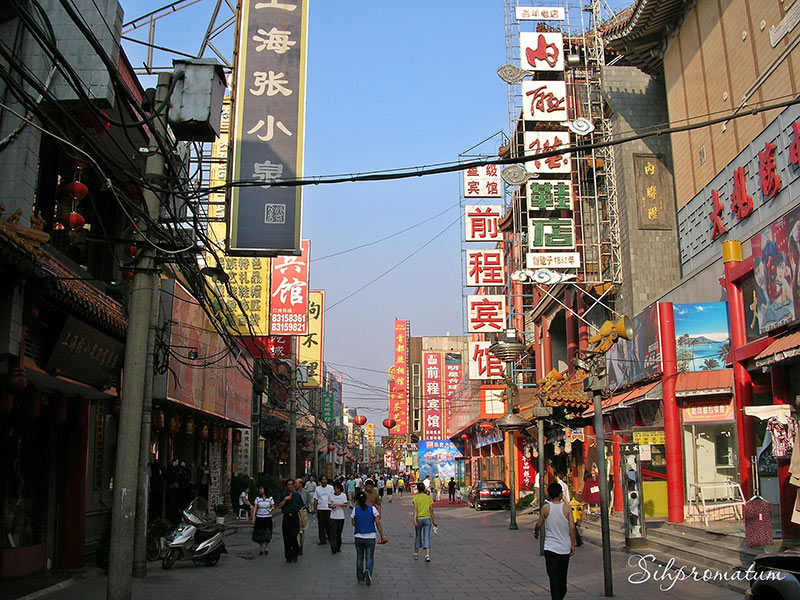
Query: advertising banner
418 440 462 479
673 303 731 372
444 352 462 438
422 352 444 440
464 205 503 242
228 0 308 255
463 164 502 198
269 239 310 335
468 341 504 380
390 320 409 435
240 335 292 359
297 290 324 388
516 436 535 491
607 303 661 389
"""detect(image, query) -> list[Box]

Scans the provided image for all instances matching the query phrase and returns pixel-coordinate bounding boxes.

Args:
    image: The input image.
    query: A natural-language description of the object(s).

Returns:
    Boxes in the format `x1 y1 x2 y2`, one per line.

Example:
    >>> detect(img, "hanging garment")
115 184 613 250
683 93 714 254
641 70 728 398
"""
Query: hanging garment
767 416 798 459
790 427 800 487
744 497 773 548
792 489 800 526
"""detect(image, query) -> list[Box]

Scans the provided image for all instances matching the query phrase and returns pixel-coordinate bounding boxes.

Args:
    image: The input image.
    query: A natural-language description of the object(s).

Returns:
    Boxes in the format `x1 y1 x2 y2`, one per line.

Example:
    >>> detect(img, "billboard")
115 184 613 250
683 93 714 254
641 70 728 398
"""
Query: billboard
417 440 462 480
607 303 661 389
390 320 409 435
297 290 324 388
228 0 308 255
269 239 310 335
673 303 731 372
422 352 444 440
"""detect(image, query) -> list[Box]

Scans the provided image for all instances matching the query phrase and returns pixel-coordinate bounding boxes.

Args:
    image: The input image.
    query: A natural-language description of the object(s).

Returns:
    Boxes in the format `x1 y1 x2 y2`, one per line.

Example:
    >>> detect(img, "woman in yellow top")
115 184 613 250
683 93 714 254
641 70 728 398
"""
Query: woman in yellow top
412 483 437 562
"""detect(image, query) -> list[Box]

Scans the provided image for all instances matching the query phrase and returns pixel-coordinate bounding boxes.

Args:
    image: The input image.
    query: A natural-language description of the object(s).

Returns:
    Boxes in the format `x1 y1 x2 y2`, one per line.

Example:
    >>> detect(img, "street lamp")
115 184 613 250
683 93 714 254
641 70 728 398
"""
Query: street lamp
489 329 528 530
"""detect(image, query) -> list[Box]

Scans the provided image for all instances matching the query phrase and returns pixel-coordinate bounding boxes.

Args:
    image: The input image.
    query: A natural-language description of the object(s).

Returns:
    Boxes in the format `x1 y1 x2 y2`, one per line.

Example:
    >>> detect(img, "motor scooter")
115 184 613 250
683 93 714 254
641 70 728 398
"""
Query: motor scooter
162 497 226 569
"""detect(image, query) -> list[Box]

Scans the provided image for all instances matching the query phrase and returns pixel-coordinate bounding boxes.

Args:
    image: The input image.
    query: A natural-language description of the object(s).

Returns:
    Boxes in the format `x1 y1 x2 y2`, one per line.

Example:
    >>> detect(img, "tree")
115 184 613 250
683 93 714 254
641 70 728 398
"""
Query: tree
701 358 720 371
717 340 731 364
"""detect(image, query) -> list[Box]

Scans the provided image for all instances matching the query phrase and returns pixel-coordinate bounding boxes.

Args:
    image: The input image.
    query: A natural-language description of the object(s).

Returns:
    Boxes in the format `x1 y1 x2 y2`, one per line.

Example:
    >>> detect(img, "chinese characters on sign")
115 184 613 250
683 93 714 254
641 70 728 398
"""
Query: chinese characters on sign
480 385 505 418
523 131 571 174
240 335 292 359
519 32 564 71
228 0 307 254
465 249 504 286
297 290 324 388
468 341 504 380
269 239 310 335
681 398 734 424
422 352 444 440
528 218 575 249
634 154 672 230
522 80 567 122
528 181 572 212
443 353 462 437
464 205 503 241
467 295 507 333
526 252 581 269
390 320 409 435
463 164 502 198
515 6 565 21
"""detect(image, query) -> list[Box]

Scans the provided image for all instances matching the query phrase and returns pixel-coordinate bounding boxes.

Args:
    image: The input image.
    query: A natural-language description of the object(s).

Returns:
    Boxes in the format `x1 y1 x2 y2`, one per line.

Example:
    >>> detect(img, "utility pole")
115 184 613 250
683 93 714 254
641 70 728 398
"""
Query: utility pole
289 384 297 479
132 278 161 577
538 417 545 556
108 73 170 600
312 392 319 476
589 355 613 597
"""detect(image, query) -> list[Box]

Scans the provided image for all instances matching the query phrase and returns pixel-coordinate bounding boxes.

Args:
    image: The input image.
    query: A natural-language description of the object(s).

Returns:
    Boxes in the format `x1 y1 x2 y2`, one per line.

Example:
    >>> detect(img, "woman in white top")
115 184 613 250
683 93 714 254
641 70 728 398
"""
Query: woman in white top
328 481 349 553
251 486 275 555
534 482 576 600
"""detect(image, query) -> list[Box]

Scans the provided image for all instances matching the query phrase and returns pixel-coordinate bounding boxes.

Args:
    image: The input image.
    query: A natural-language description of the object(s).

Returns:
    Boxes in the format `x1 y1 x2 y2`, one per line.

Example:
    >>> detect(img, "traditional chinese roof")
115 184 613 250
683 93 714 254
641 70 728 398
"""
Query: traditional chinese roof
542 370 592 410
600 0 689 76
0 218 127 338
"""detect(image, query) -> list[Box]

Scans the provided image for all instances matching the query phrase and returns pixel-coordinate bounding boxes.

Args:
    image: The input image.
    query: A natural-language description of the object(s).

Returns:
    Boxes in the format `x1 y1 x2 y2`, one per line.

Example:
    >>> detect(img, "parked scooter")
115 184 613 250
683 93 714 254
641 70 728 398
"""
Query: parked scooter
162 497 226 569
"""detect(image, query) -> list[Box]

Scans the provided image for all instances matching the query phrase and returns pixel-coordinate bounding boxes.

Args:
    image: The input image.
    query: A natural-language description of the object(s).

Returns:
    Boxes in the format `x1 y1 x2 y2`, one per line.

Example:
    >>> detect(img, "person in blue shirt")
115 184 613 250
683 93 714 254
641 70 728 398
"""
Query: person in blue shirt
350 491 387 585
276 479 305 562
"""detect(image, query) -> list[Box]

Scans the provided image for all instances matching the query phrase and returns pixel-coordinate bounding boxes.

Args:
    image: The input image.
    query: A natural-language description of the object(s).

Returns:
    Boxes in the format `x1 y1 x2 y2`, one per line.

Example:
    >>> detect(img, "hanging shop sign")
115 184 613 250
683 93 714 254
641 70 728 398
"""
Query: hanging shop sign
519 31 564 72
390 320 409 435
297 290 324 388
523 131 571 175
465 249 504 286
444 352 462 437
682 398 735 424
464 205 503 242
46 316 124 389
463 165 502 198
228 0 308 255
516 6 565 21
269 239 310 335
218 256 272 335
522 80 567 123
479 385 506 419
528 217 575 250
422 352 444 440
528 180 573 211
468 341 504 380
526 252 581 269
467 295 507 333
632 430 665 445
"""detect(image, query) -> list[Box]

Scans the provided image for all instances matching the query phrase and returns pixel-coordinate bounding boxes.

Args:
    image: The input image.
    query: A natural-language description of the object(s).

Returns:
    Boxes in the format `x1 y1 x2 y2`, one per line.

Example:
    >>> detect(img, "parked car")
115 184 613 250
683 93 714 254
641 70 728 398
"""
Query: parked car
744 551 800 600
468 480 510 511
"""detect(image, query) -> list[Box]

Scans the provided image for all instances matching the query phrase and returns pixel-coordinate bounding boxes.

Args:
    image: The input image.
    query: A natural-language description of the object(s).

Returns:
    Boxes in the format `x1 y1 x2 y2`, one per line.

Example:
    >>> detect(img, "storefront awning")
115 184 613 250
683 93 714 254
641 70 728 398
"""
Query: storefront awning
583 380 660 417
754 330 800 367
675 369 733 397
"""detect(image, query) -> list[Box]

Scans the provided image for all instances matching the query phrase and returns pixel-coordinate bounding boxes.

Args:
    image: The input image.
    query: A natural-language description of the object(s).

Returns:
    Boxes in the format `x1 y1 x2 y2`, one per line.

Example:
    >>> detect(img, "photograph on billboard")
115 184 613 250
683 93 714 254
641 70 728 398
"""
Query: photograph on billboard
607 303 661 389
673 303 730 372
417 440 462 480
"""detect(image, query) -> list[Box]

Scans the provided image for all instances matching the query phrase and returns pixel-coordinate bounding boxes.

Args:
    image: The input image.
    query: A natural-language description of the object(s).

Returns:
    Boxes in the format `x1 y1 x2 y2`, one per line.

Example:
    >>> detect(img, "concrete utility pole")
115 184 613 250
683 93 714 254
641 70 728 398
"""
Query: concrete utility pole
108 73 170 600
289 384 297 479
312 395 320 476
132 278 161 577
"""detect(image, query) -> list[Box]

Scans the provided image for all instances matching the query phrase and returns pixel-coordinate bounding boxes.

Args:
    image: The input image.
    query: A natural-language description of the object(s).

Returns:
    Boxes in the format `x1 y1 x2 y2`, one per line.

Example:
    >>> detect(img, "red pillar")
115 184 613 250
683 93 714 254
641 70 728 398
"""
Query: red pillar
542 318 553 373
58 398 90 569
612 434 623 513
722 240 754 498
659 301 685 523
771 365 799 539
577 294 589 353
566 306 578 376
584 424 595 465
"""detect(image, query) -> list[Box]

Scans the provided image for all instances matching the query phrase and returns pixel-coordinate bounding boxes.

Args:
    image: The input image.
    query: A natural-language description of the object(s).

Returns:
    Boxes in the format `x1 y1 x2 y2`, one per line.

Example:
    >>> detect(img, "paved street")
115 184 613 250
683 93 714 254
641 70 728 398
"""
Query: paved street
34 496 741 600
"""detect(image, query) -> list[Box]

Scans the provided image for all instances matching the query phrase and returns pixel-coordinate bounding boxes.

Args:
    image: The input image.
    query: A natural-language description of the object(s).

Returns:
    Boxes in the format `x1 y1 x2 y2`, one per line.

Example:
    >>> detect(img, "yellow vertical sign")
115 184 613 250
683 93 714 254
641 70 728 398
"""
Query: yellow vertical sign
207 97 271 335
298 290 324 388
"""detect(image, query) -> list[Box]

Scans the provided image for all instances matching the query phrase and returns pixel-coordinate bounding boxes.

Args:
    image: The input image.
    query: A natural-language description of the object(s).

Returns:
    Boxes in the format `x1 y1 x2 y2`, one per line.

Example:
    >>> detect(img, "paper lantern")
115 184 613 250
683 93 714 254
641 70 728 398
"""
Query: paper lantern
346 443 354 450
62 211 85 231
63 181 88 202
152 407 165 431
460 434 469 441
198 423 209 440
382 418 397 429
479 422 493 432
122 270 134 281
233 430 243 444
183 416 195 436
124 245 138 258
167 414 180 436
337 451 345 456
327 444 336 452
353 415 367 426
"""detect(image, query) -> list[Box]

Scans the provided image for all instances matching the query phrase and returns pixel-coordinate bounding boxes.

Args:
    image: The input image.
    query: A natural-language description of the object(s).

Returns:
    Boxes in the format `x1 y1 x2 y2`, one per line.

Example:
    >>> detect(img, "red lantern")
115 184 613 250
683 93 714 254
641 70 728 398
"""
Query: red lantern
74 109 110 137
233 430 243 444
210 425 220 442
198 423 209 441
303 440 311 448
124 245 138 258
0 390 12 416
62 211 85 231
353 415 367 426
167 414 180 436
63 181 89 202
152 407 165 431
479 422 493 432
382 418 397 429
460 433 469 441
52 394 67 424
347 443 354 450
183 416 195 436
337 451 345 456
327 444 336 452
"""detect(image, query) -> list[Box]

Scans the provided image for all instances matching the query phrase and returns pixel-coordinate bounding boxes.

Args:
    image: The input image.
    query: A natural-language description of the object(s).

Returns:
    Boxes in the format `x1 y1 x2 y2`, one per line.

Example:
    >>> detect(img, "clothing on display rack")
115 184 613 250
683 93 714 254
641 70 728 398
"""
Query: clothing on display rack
790 427 800 487
743 496 773 548
766 415 798 459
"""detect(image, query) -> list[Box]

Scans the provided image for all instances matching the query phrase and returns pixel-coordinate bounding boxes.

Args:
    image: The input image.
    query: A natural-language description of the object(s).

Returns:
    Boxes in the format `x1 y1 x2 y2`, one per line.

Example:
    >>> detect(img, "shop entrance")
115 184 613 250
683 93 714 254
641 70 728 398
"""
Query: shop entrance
684 423 738 499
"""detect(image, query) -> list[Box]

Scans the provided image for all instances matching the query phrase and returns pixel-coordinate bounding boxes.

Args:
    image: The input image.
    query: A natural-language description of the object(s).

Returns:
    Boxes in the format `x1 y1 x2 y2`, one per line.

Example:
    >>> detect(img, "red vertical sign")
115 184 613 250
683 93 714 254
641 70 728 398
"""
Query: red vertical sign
444 353 462 440
423 352 444 440
390 320 408 435
269 240 310 335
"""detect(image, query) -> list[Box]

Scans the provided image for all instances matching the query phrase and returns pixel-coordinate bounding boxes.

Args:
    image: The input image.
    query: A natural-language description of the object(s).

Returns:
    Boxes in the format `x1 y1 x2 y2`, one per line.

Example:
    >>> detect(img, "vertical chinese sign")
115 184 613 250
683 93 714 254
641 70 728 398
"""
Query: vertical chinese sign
468 341 504 380
463 165 502 198
390 320 409 435
297 290 323 388
634 154 671 230
229 0 307 255
443 353 462 439
270 239 310 335
422 352 444 440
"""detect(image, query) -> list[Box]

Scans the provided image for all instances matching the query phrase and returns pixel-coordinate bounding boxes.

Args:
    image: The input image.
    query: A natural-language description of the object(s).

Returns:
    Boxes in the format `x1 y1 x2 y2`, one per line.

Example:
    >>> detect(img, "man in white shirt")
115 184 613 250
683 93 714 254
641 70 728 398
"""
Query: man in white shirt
313 475 334 545
304 475 317 512
555 473 570 502
423 476 431 492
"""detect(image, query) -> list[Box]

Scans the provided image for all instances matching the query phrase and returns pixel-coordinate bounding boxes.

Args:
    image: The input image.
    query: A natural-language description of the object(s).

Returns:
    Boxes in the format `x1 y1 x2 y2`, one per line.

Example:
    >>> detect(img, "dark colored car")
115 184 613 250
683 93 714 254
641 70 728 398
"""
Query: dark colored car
468 480 510 510
744 552 800 600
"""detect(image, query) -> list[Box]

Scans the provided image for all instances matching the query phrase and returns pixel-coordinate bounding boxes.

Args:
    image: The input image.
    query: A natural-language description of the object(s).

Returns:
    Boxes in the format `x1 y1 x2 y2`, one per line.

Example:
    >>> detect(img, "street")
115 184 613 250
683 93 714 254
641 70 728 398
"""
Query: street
38 497 739 600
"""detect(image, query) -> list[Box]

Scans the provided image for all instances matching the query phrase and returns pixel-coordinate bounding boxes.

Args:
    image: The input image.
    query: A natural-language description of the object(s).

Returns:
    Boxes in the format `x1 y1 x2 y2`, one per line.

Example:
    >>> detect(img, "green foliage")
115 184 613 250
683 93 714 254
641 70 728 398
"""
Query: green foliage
516 493 537 511
256 474 285 499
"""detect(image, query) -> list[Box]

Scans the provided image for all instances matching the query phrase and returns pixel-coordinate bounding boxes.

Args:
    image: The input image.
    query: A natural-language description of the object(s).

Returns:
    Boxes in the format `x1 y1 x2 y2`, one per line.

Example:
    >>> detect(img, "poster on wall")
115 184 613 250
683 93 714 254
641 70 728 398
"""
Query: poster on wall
607 303 661 389
749 203 800 335
418 440 462 479
673 303 730 372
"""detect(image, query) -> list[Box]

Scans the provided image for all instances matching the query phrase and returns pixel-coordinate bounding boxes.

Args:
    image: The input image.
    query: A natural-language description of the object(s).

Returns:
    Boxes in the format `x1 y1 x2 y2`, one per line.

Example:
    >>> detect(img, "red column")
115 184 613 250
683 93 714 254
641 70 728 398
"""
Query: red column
584 424 595 465
659 301 685 523
722 240 754 498
542 318 553 373
577 294 589 353
58 398 90 569
566 307 578 375
612 434 623 512
771 366 799 539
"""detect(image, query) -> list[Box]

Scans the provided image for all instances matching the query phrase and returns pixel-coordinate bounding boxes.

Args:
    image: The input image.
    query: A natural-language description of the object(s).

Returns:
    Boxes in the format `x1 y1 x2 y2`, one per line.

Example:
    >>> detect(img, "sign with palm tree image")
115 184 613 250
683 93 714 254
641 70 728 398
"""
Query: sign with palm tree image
673 303 731 372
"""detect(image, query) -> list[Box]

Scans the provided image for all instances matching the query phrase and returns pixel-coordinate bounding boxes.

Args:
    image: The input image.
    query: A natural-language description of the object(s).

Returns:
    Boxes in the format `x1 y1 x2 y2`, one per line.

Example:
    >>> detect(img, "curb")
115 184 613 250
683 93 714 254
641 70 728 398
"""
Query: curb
14 578 77 600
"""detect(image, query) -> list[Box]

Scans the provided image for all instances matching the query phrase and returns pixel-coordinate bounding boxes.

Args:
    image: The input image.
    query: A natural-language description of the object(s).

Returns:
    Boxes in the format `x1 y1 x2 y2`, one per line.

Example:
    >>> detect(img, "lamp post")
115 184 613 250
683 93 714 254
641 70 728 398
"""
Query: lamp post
489 330 528 530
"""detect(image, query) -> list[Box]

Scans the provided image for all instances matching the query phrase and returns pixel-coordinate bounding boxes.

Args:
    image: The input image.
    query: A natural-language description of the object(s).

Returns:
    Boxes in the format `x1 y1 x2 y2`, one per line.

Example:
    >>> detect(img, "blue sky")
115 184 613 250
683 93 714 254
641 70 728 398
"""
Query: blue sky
673 303 730 342
119 1 631 428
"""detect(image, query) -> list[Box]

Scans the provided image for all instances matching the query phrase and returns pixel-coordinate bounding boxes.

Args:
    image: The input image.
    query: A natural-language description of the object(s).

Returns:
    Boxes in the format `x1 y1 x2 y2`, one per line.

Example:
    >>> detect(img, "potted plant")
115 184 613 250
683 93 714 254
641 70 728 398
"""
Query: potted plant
213 503 230 524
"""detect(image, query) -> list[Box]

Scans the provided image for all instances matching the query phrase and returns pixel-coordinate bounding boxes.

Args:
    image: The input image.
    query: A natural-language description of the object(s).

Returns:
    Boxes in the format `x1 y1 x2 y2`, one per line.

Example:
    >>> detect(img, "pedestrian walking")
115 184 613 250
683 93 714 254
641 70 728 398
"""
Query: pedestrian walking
397 476 405 498
385 475 394 503
351 491 387 585
295 478 308 555
277 479 304 563
447 477 457 503
313 475 334 545
433 476 443 501
377 476 385 499
346 474 357 506
423 476 431 494
304 475 317 511
555 473 571 502
250 486 274 555
412 482 436 562
328 482 348 553
534 482 577 600
364 479 381 514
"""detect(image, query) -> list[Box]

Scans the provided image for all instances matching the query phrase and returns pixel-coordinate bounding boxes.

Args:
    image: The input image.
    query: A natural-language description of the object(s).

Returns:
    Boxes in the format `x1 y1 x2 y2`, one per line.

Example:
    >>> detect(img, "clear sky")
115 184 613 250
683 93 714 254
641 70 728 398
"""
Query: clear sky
119 0 631 433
